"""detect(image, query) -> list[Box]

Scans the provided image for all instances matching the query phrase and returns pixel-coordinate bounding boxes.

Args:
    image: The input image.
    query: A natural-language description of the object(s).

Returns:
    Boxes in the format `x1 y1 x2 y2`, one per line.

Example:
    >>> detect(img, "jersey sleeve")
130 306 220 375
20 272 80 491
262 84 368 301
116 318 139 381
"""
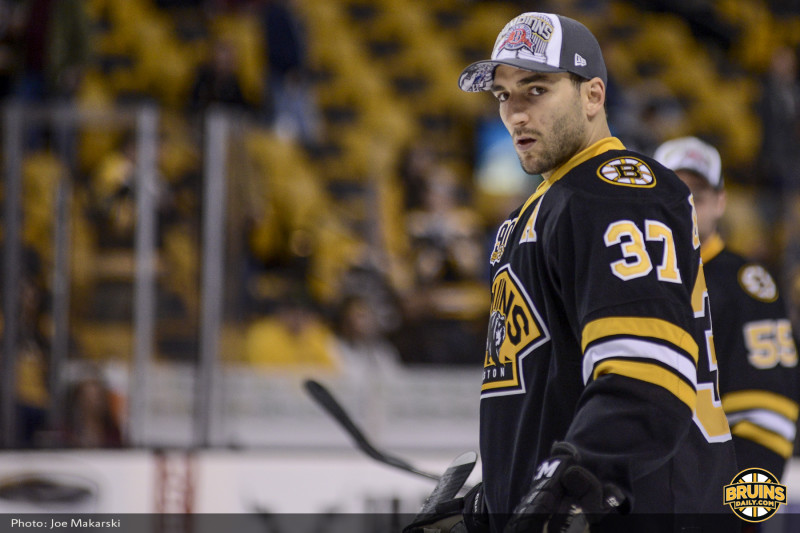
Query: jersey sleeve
547 189 726 501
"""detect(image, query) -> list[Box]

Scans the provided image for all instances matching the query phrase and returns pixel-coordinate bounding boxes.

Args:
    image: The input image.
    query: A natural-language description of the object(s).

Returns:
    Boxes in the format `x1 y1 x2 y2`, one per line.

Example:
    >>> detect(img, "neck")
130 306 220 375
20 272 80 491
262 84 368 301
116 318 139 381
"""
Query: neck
542 120 612 181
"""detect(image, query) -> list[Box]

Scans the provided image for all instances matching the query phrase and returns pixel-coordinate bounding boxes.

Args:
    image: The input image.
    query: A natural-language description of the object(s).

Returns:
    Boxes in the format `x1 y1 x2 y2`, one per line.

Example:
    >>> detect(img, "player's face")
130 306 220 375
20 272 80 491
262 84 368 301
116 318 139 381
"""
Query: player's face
676 170 726 243
491 67 588 177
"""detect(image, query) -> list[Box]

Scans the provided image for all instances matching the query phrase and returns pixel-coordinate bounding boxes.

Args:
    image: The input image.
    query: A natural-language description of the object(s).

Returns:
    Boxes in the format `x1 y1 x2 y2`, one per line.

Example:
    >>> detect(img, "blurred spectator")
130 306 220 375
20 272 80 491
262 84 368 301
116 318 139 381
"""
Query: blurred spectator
398 140 438 210
12 248 51 448
393 165 488 365
404 166 485 286
0 0 24 100
626 0 737 51
14 0 89 103
244 290 340 370
188 36 251 113
332 294 401 379
756 45 800 194
87 131 174 248
610 78 685 156
88 132 138 247
255 0 321 145
62 374 124 448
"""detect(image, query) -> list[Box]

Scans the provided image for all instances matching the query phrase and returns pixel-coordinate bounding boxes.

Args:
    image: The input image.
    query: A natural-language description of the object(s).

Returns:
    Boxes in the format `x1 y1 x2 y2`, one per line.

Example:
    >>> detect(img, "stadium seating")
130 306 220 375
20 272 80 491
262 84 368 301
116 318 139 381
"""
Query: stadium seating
16 0 800 362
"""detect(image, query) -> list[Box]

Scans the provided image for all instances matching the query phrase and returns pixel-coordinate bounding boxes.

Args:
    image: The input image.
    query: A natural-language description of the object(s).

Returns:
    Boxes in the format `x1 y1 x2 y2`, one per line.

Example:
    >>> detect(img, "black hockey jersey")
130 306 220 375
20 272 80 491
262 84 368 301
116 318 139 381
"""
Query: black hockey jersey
702 233 799 479
480 137 738 531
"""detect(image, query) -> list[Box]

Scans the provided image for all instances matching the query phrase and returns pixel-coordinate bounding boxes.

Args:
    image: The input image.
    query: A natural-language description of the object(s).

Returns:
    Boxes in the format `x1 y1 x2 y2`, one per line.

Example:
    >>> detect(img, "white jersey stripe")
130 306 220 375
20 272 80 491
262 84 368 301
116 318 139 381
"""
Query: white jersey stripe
583 338 698 387
726 410 797 442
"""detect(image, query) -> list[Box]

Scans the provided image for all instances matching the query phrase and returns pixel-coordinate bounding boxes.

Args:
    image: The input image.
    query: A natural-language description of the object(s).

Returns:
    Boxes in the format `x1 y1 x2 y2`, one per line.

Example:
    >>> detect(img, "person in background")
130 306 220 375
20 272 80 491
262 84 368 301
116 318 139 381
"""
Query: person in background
63 374 124 448
244 289 340 370
654 136 800 480
756 45 800 196
255 0 321 145
396 164 487 365
333 293 401 379
13 248 51 448
188 36 251 114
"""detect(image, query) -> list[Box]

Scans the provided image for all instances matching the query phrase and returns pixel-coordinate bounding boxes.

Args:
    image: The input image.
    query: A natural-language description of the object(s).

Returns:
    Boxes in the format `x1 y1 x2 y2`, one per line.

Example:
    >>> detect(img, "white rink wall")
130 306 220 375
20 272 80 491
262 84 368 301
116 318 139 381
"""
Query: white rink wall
0 449 482 514
1 450 800 514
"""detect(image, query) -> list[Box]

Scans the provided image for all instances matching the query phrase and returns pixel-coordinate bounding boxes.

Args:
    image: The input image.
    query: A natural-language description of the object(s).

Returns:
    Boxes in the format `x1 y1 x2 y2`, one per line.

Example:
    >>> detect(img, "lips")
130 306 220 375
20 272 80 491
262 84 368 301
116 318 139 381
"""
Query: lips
515 136 536 150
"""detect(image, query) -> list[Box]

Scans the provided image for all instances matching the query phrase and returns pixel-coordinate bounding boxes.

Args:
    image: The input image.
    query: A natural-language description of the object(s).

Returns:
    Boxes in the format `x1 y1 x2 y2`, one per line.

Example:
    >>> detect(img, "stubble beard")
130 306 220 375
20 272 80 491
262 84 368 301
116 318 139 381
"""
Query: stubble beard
517 106 587 176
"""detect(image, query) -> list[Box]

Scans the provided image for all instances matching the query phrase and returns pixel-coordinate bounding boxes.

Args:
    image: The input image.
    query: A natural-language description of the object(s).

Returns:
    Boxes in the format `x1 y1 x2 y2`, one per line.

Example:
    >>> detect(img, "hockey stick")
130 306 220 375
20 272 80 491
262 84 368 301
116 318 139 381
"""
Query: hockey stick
303 378 441 480
415 450 477 516
304 379 479 526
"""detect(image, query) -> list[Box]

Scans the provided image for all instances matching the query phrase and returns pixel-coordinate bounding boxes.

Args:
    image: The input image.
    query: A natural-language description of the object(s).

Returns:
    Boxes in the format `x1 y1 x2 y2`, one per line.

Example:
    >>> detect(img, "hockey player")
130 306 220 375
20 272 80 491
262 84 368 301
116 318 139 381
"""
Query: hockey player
654 136 799 479
406 12 739 533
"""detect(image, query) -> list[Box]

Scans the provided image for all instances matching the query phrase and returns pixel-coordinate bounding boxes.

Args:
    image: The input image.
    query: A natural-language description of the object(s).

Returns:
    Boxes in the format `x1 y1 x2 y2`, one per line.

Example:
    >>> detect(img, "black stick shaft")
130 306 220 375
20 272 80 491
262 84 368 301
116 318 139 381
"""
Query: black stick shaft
304 379 440 481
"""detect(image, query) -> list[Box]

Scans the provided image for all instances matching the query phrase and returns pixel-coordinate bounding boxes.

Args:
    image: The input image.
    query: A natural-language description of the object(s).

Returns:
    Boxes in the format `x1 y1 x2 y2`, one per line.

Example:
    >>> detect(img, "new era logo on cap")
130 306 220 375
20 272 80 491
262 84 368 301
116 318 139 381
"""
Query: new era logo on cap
458 12 607 92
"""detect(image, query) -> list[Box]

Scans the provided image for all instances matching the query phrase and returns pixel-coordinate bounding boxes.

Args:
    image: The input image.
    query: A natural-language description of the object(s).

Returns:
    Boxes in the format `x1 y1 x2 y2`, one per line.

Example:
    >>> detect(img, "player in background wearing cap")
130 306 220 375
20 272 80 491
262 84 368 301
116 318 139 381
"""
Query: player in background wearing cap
405 12 738 533
654 137 800 480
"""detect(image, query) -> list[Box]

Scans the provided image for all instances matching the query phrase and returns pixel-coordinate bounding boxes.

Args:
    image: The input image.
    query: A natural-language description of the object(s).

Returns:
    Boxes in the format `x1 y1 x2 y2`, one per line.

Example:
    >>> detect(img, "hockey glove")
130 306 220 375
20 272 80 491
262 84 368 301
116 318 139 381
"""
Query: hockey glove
404 483 490 533
505 442 625 533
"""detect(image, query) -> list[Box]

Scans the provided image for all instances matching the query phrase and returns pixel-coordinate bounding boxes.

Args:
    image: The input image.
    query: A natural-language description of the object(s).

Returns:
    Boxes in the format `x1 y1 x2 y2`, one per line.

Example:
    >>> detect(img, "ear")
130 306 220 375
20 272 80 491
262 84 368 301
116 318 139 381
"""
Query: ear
584 78 606 118
715 189 727 218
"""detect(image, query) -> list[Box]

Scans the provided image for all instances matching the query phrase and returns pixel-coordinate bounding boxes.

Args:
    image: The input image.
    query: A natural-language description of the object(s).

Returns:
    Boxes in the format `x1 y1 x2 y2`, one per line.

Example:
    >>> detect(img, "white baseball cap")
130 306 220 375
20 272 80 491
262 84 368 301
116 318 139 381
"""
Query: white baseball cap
653 137 723 189
458 12 607 92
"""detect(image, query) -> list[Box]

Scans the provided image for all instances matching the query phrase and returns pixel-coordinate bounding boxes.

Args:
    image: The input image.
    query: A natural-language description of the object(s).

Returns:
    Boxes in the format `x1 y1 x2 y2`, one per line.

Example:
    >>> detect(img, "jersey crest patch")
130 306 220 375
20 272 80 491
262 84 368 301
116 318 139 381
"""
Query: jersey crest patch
597 157 655 187
738 264 778 302
483 265 550 397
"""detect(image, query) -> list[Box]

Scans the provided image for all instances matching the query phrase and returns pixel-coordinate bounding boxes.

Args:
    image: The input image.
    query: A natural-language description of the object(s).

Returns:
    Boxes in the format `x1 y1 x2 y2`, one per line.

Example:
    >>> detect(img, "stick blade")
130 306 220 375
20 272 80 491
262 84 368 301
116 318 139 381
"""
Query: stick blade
415 451 478 518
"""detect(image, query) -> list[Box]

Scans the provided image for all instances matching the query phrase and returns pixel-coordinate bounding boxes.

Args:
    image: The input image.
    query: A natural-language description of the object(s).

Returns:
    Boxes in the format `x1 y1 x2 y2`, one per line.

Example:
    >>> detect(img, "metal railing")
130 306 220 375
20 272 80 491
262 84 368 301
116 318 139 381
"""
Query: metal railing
0 102 481 451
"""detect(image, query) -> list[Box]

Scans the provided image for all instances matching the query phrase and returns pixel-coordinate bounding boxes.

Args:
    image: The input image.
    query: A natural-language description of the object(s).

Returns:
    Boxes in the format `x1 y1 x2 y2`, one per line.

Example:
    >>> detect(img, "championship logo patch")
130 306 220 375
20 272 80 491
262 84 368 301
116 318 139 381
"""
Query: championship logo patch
597 157 655 187
483 266 550 397
738 264 778 302
493 14 555 63
723 468 787 523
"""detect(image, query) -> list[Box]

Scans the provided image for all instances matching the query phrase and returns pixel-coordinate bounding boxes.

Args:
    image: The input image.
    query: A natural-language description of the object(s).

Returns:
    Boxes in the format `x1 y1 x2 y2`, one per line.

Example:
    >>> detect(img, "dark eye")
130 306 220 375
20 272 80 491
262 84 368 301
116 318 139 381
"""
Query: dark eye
493 92 509 102
530 86 546 96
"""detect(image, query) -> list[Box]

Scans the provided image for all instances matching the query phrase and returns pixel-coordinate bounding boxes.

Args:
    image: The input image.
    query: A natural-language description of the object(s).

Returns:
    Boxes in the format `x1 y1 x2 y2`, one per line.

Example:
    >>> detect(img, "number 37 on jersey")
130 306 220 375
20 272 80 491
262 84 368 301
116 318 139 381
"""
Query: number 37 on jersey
602 196 730 443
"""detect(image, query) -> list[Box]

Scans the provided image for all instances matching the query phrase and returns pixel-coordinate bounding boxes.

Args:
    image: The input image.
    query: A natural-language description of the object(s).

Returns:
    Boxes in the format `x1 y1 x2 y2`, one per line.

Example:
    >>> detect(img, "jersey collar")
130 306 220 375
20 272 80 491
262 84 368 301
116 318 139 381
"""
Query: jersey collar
518 137 626 216
700 232 725 264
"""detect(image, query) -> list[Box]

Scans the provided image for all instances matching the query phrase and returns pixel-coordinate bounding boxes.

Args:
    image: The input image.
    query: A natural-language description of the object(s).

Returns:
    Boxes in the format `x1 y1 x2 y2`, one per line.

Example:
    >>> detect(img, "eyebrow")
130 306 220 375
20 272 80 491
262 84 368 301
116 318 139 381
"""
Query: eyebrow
491 73 554 92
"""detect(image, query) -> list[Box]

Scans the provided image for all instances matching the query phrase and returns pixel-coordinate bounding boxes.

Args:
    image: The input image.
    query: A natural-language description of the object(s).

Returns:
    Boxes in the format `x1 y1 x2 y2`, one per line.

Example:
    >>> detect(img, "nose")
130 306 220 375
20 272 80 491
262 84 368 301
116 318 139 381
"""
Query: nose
503 97 529 127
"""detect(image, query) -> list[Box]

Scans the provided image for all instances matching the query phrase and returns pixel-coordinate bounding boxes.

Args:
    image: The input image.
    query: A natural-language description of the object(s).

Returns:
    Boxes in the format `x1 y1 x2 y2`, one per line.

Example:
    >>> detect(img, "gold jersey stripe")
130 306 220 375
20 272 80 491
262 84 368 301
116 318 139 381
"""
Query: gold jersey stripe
593 359 697 411
582 316 699 364
722 390 800 421
731 420 795 459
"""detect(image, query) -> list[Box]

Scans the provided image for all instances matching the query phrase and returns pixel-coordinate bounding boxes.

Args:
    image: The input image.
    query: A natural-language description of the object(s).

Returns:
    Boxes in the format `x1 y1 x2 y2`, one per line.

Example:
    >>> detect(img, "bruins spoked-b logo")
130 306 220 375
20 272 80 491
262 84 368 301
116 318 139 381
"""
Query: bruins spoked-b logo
597 157 655 187
483 266 550 397
723 468 787 522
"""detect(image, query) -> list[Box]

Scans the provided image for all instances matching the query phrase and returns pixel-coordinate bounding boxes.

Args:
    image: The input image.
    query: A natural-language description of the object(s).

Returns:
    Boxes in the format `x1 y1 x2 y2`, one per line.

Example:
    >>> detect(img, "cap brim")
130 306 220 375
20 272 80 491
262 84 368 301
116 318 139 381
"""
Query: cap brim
458 58 567 92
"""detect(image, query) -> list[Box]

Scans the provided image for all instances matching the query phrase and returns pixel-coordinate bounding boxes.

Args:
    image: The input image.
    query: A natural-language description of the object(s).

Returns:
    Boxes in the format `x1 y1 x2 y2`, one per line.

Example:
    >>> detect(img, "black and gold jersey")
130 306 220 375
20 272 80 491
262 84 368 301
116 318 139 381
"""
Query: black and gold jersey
702 233 799 479
480 137 738 528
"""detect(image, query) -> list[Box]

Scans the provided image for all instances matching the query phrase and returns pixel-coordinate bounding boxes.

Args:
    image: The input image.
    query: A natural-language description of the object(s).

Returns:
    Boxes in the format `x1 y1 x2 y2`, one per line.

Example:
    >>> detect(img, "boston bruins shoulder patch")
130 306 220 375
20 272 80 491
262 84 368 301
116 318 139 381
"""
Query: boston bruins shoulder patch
597 156 655 187
738 264 778 302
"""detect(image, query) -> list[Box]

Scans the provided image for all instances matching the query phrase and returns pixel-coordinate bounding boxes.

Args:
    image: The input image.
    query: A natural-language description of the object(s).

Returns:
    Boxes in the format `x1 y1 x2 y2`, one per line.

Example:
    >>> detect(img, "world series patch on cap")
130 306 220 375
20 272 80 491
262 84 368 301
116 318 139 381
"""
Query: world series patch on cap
458 12 607 92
